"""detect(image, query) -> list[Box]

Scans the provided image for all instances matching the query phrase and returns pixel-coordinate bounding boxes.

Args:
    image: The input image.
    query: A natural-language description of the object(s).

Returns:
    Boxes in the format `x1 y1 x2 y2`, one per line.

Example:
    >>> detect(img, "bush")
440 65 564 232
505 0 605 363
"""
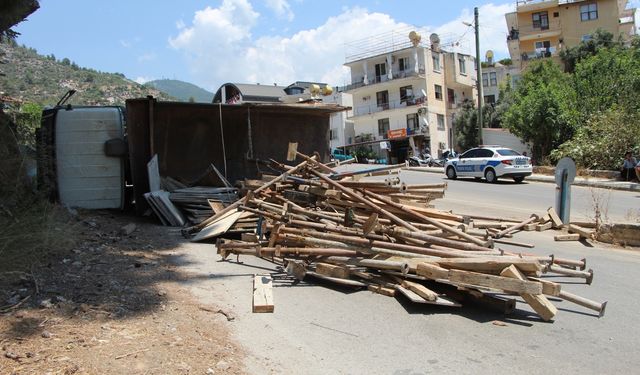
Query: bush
550 110 640 170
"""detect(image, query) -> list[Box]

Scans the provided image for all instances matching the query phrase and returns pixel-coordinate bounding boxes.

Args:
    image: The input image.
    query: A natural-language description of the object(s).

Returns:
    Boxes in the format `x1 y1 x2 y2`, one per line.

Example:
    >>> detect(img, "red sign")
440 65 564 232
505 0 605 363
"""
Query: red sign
387 128 407 139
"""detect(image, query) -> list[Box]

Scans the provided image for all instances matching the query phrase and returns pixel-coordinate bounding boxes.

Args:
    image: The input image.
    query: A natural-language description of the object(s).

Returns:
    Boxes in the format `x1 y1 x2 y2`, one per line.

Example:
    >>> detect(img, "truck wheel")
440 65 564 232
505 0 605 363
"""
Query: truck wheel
446 167 457 180
485 168 498 183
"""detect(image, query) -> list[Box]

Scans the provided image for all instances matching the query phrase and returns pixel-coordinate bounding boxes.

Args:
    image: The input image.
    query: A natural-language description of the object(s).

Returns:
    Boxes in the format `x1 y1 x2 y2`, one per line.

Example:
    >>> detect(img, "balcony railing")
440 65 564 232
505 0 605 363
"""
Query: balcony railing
352 96 426 117
507 18 561 41
338 66 425 92
521 46 559 61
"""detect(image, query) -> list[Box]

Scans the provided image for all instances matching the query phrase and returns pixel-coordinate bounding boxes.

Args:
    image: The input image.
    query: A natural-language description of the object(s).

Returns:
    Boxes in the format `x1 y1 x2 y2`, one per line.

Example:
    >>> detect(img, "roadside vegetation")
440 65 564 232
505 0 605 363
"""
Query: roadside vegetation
456 30 640 170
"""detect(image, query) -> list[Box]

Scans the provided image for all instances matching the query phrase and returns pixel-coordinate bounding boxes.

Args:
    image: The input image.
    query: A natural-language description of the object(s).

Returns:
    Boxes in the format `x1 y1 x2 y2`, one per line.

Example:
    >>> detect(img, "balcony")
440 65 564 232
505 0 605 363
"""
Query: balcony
507 18 561 42
338 66 425 93
351 96 426 117
520 46 560 61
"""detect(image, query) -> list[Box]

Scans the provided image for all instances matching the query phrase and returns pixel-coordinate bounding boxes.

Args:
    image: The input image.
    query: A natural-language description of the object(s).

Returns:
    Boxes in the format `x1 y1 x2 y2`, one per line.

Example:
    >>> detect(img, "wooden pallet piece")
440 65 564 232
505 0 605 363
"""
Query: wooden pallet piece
501 265 557 321
253 274 274 313
554 233 580 241
547 207 564 228
536 221 553 231
448 269 543 295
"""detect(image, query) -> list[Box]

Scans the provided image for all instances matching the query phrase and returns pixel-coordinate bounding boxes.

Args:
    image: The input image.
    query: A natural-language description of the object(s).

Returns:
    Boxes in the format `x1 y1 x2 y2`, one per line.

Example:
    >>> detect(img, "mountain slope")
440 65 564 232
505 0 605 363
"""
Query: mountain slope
0 40 174 106
145 79 213 103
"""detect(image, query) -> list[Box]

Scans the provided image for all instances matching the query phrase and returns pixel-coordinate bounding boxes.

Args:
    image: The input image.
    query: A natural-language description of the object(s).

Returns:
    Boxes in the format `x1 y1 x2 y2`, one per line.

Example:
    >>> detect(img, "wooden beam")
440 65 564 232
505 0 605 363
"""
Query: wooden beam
501 265 557 321
536 222 553 231
547 207 564 228
554 233 581 241
316 263 350 279
401 280 438 301
448 269 543 294
253 274 274 313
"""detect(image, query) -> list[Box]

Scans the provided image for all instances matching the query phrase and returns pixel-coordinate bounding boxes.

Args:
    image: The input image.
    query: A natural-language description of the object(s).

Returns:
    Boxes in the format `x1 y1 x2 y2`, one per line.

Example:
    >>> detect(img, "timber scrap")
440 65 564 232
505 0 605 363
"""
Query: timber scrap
187 153 607 321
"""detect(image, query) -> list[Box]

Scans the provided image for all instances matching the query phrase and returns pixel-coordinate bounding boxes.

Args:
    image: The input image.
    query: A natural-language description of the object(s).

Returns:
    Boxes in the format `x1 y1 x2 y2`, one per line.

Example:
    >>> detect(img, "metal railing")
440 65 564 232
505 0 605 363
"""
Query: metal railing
337 66 425 92
352 96 426 117
520 46 560 61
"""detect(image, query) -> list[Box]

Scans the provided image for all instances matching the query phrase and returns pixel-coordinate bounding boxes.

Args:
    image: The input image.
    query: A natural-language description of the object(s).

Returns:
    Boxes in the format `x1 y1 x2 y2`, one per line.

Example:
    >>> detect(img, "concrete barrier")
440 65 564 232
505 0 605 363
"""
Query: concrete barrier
597 223 640 247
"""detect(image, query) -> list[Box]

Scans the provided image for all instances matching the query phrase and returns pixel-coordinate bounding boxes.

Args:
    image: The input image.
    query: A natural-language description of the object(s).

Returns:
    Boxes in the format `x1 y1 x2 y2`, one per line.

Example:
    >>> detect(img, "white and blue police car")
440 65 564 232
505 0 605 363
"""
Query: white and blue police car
444 146 532 183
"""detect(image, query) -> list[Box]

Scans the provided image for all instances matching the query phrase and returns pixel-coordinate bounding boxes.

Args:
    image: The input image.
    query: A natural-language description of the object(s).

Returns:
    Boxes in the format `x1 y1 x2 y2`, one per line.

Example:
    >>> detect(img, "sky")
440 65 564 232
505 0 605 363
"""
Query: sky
14 0 640 93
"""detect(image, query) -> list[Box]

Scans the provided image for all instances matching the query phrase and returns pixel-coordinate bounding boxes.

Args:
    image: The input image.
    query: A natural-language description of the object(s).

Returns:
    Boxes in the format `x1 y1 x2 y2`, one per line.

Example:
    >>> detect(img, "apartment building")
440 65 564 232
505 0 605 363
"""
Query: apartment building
506 0 637 69
481 52 520 105
340 31 476 162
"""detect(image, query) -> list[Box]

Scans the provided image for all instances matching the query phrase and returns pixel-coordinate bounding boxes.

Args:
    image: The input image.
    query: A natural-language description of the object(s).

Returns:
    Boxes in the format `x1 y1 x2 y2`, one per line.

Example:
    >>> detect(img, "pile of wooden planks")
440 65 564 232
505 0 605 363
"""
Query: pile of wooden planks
187 154 607 321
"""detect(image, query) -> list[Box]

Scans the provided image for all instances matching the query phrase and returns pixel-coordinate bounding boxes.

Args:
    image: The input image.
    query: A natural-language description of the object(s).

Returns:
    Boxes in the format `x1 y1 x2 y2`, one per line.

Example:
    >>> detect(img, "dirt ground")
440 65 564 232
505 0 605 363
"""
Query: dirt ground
0 209 245 375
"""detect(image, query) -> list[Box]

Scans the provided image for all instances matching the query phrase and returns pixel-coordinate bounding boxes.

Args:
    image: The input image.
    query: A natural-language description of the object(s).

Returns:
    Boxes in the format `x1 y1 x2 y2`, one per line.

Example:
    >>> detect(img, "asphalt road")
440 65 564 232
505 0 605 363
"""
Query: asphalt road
171 166 640 374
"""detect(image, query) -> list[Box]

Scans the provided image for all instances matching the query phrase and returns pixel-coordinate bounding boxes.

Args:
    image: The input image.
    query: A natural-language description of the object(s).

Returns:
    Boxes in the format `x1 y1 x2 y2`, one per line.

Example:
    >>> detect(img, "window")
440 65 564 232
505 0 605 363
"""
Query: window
437 114 445 131
378 118 390 137
535 40 552 57
458 57 466 75
581 3 598 21
484 95 496 105
477 149 495 158
582 34 593 42
482 73 489 88
329 129 338 140
432 53 441 71
532 11 549 30
400 85 413 103
489 72 497 86
434 84 443 100
407 113 419 130
376 90 389 108
398 57 409 71
460 149 479 159
375 63 386 82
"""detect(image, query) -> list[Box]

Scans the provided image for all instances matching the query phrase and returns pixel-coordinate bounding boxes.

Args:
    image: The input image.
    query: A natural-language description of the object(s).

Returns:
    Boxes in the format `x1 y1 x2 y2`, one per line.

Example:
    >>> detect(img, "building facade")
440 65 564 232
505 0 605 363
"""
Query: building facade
506 0 637 70
340 33 477 162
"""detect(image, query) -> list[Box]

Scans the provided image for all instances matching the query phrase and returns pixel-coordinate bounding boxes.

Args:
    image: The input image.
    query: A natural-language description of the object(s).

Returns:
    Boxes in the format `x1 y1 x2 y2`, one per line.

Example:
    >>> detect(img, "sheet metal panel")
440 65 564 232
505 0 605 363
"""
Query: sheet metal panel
55 107 124 209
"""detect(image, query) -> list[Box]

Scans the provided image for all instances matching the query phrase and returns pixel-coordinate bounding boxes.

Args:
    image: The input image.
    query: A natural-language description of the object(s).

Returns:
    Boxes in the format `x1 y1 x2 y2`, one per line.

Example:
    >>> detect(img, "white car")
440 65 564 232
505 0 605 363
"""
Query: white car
444 146 532 183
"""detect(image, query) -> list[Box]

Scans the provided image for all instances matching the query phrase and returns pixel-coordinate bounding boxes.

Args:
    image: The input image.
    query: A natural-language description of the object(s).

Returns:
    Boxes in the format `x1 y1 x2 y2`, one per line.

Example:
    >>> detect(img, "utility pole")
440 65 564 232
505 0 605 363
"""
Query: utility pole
474 6 483 146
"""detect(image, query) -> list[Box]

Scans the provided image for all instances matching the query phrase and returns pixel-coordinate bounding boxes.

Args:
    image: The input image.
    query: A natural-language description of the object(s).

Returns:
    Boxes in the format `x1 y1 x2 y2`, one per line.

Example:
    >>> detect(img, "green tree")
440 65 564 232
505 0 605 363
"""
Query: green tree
559 29 621 73
13 102 42 147
501 60 576 163
61 57 70 65
0 0 39 40
453 100 479 151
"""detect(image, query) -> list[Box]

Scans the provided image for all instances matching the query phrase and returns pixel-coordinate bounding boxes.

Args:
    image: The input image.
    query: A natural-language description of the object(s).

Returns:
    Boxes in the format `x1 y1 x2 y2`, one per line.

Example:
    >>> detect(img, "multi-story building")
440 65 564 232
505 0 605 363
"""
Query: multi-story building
340 31 477 162
506 0 637 70
481 52 520 105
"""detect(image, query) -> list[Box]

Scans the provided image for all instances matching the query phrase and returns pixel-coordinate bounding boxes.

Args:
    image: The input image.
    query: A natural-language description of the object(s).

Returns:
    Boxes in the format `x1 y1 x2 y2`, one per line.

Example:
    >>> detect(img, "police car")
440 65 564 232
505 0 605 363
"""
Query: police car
444 146 532 183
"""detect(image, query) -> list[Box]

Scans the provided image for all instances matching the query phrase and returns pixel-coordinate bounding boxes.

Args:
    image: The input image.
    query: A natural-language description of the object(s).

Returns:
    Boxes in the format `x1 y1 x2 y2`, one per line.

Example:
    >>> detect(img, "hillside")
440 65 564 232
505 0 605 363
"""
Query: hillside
145 79 213 103
0 40 174 106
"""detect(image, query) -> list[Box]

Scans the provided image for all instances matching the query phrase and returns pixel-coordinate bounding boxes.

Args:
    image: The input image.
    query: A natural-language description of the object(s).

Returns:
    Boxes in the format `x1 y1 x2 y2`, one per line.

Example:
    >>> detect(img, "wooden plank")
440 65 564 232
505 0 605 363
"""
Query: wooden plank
401 280 438 301
554 233 581 241
207 199 226 214
448 269 543 294
536 222 553 231
316 263 350 279
306 271 367 287
252 274 274 313
191 210 243 242
501 265 557 321
434 257 544 274
547 207 564 228
416 263 450 280
568 224 595 239
528 277 562 297
395 285 461 307
147 154 161 192
367 284 396 297
523 223 537 231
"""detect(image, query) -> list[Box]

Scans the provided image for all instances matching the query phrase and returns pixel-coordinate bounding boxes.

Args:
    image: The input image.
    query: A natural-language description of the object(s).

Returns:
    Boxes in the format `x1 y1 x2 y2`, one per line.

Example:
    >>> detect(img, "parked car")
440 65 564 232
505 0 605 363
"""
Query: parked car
444 146 532 183
331 148 352 162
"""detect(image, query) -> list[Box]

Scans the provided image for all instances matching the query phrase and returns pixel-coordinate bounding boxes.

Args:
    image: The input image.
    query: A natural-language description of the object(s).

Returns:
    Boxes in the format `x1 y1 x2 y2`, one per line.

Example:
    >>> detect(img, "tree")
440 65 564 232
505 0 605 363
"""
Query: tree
559 29 622 73
0 0 40 40
501 60 576 163
453 100 479 151
13 102 42 147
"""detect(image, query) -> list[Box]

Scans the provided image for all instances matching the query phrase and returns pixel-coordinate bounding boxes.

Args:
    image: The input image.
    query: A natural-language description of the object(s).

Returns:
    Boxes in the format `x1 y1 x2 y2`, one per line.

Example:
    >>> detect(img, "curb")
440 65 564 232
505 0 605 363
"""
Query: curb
405 167 640 192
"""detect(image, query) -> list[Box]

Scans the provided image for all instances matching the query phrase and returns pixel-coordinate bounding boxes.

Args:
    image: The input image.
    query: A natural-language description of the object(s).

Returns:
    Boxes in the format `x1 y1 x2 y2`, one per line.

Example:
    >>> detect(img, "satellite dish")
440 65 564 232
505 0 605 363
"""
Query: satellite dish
322 85 333 96
309 84 321 96
429 33 440 45
409 31 422 47
486 50 494 59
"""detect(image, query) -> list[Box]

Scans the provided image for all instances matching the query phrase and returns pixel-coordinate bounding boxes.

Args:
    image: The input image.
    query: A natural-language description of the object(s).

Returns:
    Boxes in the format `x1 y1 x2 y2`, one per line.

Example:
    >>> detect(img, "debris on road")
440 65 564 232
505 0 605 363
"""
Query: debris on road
185 150 607 322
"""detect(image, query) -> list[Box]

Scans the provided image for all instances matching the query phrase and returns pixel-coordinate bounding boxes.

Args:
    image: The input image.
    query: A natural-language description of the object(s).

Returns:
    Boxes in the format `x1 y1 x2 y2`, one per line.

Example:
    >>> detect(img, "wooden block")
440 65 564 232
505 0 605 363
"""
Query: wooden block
316 263 350 279
324 189 342 200
568 224 595 239
501 265 557 321
528 277 561 296
547 207 564 228
536 222 553 231
434 257 544 274
416 263 450 280
367 284 396 297
253 274 274 313
539 213 551 223
523 223 537 231
448 269 543 294
401 280 438 301
241 233 259 243
285 260 307 281
554 233 580 241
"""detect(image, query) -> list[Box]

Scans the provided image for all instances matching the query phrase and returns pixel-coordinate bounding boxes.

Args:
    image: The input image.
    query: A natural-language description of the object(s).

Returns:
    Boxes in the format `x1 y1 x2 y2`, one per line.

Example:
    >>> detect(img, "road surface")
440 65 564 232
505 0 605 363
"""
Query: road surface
173 166 640 374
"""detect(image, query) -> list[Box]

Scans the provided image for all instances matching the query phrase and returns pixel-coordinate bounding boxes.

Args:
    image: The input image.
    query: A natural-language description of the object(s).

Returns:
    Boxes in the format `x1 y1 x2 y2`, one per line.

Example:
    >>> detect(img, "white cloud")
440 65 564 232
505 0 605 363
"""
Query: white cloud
169 3 516 91
266 0 294 21
176 19 186 30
